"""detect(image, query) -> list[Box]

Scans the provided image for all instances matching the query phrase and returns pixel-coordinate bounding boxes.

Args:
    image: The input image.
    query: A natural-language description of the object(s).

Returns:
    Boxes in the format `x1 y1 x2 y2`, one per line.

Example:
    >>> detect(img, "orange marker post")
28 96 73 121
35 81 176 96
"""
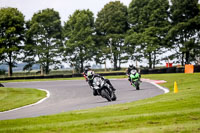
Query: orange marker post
185 64 194 73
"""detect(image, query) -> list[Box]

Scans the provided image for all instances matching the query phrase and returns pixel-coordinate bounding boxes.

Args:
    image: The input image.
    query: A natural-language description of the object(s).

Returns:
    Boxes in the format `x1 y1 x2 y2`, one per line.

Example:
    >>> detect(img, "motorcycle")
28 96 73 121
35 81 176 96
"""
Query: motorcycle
92 76 117 102
128 70 141 90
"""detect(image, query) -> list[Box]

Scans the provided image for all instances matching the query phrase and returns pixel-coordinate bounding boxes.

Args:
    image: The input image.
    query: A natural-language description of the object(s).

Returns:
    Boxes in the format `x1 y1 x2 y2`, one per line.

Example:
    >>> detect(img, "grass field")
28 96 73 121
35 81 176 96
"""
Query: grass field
0 87 46 112
0 73 200 133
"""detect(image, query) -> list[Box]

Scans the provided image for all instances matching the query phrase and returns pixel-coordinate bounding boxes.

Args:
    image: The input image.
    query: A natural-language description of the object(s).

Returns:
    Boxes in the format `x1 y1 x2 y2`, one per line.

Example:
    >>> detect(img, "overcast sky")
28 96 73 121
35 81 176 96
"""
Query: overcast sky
0 0 132 23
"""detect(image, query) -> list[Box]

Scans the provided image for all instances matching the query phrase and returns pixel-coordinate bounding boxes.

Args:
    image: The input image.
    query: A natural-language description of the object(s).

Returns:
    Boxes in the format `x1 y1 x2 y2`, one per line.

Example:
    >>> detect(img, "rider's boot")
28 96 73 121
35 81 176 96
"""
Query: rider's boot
128 77 131 82
105 79 116 92
110 85 116 91
107 83 116 93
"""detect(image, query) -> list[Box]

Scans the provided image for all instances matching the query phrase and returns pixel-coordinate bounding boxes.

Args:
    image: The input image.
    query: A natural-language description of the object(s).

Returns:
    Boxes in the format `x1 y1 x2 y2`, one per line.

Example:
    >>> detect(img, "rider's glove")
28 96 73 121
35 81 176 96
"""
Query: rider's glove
101 76 105 80
90 86 94 90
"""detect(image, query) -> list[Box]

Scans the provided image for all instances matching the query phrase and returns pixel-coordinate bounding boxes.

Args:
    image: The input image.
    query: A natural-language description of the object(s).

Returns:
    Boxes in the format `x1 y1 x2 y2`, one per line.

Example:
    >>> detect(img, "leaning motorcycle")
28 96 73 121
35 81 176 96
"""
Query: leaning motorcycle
129 72 140 90
93 76 116 102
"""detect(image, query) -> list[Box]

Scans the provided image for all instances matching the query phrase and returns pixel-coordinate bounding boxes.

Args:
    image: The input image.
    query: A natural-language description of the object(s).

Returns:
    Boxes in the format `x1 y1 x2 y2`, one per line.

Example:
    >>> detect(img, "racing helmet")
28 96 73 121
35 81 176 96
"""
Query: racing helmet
129 64 136 69
129 64 133 68
84 67 89 72
87 70 94 80
84 66 91 71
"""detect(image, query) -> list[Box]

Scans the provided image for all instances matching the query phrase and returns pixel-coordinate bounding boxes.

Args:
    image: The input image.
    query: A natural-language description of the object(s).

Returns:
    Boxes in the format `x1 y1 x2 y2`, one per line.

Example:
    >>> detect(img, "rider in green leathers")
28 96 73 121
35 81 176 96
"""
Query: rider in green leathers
130 70 140 85
129 69 140 90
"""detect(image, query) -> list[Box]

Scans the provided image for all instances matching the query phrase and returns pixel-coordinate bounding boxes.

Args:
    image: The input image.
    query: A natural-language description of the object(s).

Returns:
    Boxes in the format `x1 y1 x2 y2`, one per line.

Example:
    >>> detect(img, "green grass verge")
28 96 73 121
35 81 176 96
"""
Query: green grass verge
0 87 46 112
0 73 200 133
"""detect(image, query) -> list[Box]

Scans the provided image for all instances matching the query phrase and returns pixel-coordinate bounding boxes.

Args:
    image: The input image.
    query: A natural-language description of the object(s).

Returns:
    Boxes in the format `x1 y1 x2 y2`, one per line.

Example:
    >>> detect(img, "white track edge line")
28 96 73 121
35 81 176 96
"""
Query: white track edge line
0 88 50 114
148 82 169 94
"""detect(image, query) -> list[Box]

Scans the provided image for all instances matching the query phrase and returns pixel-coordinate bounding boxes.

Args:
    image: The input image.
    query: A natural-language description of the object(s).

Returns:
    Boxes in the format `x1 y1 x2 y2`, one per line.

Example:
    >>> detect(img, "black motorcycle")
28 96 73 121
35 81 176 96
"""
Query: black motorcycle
92 76 116 102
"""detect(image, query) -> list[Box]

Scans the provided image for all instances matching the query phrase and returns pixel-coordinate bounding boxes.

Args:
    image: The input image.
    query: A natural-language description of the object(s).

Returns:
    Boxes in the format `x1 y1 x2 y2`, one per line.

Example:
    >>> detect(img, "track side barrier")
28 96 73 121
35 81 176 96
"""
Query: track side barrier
0 65 199 81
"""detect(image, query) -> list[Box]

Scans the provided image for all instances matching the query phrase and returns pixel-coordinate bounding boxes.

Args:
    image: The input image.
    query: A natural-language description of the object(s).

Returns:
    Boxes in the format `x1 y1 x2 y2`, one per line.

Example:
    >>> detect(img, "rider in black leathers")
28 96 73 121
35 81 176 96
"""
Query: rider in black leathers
87 71 116 96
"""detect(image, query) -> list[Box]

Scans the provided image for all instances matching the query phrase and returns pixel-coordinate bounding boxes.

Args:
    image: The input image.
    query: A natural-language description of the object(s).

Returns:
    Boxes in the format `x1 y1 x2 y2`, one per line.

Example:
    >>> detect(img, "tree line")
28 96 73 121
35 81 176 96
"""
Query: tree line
0 0 200 76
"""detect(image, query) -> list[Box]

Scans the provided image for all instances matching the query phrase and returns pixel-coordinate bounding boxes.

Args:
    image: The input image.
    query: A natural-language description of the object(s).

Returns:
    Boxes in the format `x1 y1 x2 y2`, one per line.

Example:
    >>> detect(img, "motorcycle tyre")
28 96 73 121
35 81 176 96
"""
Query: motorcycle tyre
135 81 140 90
101 89 112 102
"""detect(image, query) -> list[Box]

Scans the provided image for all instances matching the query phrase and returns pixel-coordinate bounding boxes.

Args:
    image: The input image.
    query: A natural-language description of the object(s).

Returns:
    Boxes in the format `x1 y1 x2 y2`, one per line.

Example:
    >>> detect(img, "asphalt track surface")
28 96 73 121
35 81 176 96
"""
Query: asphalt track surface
0 79 165 120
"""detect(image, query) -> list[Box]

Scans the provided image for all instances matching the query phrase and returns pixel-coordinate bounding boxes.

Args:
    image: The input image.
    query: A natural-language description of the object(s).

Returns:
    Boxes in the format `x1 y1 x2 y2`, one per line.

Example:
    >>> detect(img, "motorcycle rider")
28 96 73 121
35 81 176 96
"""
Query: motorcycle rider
87 70 116 96
127 64 138 74
83 65 91 81
126 64 141 82
130 69 140 84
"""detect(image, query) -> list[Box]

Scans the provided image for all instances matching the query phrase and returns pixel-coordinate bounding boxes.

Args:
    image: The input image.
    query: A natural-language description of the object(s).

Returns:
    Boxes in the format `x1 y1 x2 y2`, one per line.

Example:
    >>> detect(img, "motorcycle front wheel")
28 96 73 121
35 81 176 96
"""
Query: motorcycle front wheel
135 81 140 90
101 89 112 102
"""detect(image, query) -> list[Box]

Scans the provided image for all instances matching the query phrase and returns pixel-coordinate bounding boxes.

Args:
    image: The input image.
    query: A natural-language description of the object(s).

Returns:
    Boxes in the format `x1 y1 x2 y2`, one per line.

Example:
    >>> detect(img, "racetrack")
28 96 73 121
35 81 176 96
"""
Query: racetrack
0 79 166 120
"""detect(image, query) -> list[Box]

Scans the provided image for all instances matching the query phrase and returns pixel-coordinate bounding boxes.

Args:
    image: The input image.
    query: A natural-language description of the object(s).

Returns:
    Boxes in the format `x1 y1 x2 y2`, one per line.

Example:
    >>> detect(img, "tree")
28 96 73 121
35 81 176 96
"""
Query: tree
92 35 110 71
168 0 200 65
25 8 62 75
0 7 25 76
95 1 128 70
126 0 170 68
195 4 200 65
63 9 95 73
